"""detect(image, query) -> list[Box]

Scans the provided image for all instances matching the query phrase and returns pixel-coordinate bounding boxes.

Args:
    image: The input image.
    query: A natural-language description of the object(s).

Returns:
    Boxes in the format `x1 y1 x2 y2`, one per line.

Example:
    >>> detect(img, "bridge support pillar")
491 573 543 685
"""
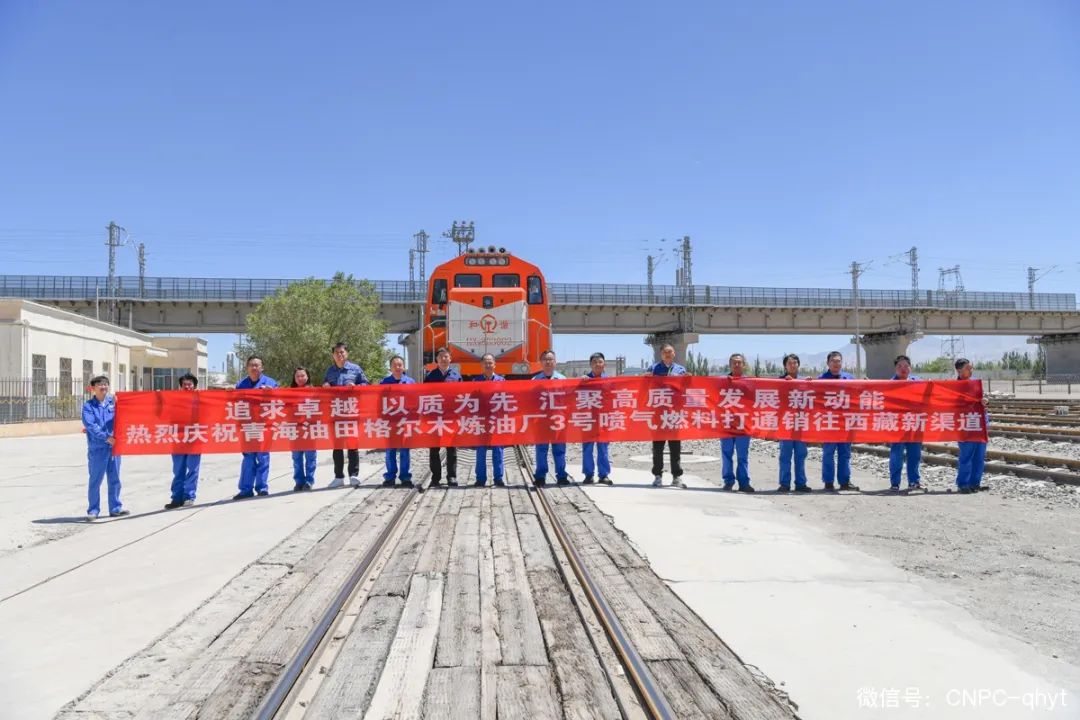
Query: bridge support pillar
859 332 914 379
398 333 423 380
645 332 700 364
1030 334 1080 381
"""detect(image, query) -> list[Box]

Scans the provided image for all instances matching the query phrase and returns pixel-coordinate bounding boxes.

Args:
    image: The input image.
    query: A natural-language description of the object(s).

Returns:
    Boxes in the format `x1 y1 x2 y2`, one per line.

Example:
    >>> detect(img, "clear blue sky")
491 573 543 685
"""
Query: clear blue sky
2 2 1079 368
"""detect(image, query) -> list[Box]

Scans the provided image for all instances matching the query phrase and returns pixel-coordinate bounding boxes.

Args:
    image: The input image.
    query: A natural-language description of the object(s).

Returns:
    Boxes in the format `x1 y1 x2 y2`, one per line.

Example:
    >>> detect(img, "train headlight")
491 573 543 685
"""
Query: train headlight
513 362 530 374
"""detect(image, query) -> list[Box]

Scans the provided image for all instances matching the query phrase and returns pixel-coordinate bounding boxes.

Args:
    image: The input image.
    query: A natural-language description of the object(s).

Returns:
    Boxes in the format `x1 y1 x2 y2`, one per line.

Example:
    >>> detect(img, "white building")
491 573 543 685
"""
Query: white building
0 300 207 421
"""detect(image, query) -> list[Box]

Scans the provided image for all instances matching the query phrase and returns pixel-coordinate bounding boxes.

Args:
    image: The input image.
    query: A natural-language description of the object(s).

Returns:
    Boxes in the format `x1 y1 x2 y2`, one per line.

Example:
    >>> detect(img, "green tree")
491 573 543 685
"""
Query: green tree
236 272 389 385
1033 345 1046 378
752 355 762 377
914 356 954 374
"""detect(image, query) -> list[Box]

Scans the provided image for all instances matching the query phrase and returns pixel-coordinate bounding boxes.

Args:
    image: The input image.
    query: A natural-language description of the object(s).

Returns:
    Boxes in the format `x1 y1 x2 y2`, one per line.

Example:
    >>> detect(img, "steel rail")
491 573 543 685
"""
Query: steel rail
851 444 1080 486
512 446 675 720
252 484 421 720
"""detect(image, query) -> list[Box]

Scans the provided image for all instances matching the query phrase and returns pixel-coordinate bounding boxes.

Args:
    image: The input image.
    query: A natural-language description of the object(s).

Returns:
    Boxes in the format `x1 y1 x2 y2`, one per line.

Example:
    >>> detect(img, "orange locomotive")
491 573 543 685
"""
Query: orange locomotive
423 247 552 379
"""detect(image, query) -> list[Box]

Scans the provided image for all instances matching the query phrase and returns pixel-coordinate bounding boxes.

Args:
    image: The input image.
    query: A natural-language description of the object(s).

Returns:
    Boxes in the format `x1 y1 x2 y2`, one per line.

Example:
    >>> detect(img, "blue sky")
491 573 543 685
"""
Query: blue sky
2 2 1079 368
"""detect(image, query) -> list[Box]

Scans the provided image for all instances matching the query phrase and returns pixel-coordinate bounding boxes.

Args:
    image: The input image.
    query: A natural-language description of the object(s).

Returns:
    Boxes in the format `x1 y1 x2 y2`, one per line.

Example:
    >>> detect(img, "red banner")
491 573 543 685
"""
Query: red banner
112 377 987 456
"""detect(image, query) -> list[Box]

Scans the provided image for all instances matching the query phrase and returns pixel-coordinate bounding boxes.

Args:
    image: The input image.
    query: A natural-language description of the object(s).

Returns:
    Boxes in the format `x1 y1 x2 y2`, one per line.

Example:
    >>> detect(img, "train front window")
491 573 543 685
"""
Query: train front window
527 275 544 305
493 273 520 288
432 278 448 304
454 273 482 288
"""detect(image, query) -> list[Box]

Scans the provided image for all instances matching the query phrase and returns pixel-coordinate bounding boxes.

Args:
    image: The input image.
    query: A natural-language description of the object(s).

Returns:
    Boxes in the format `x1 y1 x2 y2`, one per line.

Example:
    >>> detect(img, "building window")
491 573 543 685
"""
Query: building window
82 360 94 390
119 364 127 391
59 358 72 396
103 362 111 378
32 355 46 396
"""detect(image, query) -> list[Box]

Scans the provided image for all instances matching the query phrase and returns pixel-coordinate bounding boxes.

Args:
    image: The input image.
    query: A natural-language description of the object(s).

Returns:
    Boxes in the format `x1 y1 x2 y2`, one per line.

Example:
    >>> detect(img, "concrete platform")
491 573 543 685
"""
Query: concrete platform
580 465 1080 719
0 434 379 720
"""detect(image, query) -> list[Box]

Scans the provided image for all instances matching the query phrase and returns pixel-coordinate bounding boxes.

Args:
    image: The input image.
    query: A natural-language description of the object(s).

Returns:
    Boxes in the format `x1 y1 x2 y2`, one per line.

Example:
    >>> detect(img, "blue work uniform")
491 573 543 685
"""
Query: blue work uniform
533 369 568 482
956 375 989 491
720 372 752 490
171 453 201 503
324 362 369 480
650 361 686 480
778 374 809 490
83 395 122 517
818 369 855 488
581 370 611 481
889 374 923 488
236 373 278 494
380 374 416 484
474 372 506 486
425 366 462 483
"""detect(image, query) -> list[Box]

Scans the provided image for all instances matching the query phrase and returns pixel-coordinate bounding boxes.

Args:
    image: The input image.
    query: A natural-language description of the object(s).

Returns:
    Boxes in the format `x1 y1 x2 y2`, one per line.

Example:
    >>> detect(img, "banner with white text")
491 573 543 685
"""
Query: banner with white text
112 377 987 455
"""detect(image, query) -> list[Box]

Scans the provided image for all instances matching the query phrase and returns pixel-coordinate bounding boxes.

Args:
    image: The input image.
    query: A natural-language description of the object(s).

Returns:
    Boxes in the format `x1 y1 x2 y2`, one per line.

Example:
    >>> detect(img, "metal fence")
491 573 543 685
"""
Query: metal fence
0 377 89 424
1 274 1075 312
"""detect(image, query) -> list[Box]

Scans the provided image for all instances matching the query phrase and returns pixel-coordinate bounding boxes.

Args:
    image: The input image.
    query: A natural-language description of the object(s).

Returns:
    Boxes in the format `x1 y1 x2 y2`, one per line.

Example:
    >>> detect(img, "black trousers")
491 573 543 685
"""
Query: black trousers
333 448 360 478
651 440 682 478
429 447 457 481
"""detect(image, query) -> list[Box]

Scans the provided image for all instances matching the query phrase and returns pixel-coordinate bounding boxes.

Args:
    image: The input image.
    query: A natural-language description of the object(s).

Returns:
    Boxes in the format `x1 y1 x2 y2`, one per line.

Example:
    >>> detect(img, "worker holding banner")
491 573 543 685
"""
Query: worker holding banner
533 349 569 486
778 354 811 493
380 355 415 487
323 342 369 488
165 373 201 509
955 358 990 494
83 375 126 520
581 352 612 485
474 353 506 487
819 351 859 491
651 343 687 488
889 355 924 492
720 353 754 492
289 367 317 491
426 347 462 486
234 355 278 500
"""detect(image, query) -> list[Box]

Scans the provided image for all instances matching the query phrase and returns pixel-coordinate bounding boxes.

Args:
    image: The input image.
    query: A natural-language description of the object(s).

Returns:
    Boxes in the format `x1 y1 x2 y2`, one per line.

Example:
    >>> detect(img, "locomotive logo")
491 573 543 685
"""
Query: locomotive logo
479 313 498 333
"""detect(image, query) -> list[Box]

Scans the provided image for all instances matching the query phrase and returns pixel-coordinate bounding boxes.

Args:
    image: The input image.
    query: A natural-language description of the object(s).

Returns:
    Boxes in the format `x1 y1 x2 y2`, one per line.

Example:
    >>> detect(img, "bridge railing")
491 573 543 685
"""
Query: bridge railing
0 275 1075 312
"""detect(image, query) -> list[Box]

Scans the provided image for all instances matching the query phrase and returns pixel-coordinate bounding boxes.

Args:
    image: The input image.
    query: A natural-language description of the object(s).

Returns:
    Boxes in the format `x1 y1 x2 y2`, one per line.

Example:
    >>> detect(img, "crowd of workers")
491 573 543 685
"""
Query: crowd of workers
79 343 989 520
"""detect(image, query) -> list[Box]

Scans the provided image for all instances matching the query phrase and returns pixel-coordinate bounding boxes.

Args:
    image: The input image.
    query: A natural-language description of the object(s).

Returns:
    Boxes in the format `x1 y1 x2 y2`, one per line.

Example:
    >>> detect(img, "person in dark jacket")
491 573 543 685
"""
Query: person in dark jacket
425 347 461 486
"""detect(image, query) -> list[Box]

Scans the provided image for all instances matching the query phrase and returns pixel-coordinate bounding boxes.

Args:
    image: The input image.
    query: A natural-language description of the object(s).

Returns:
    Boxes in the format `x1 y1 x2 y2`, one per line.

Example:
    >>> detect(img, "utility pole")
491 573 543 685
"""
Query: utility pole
938 266 965 361
106 221 124 324
680 235 693 290
408 249 416 295
1027 266 1057 310
137 242 146 298
414 230 429 290
646 255 655 298
906 246 919 302
444 221 475 256
849 261 869 378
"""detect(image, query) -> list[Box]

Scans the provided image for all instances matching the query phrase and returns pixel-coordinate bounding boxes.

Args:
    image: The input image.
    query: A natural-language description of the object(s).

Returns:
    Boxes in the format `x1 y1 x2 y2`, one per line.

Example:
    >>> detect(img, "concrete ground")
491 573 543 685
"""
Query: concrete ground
568 443 1080 720
3 432 1079 719
0 434 379 720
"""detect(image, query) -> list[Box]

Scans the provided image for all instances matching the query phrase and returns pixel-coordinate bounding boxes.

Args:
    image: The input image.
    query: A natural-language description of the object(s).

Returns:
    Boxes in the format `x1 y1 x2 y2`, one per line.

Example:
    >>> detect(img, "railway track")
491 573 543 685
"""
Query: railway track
252 447 686 720
851 443 1080 486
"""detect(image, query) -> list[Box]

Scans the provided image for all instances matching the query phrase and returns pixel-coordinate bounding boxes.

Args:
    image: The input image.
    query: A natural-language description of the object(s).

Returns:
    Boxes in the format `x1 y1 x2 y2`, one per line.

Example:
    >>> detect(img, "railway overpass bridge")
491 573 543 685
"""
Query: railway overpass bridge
3 274 1080 379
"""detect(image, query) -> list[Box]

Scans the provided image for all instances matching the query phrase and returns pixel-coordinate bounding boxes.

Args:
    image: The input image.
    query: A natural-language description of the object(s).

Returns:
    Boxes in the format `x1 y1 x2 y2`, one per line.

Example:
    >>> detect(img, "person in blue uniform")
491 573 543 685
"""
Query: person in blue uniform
165 373 201 509
83 375 127 520
651 343 687 488
426 347 461 487
889 355 924 493
778 354 811 493
581 352 612 485
720 353 754 492
955 357 991 494
234 355 278 500
474 353 506 487
381 355 415 487
818 351 859 491
323 342 369 488
290 367 317 491
534 349 569 486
